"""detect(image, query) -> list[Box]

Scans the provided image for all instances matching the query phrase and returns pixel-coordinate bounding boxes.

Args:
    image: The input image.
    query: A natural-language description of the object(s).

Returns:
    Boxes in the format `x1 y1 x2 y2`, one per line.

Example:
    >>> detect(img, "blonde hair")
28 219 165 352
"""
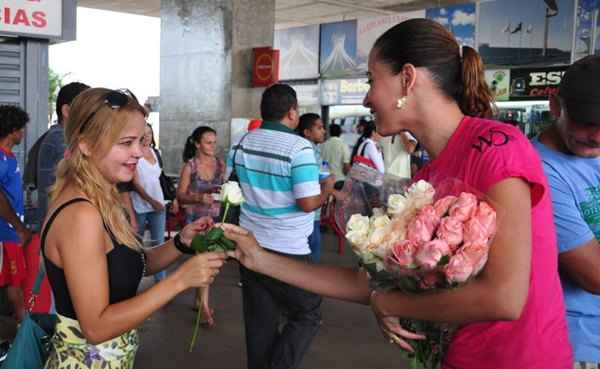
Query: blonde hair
50 88 146 250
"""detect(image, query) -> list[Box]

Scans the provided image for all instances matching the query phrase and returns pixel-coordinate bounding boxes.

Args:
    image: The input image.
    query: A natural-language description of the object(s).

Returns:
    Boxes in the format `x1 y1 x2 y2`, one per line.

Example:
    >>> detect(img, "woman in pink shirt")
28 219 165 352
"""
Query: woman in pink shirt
223 18 572 368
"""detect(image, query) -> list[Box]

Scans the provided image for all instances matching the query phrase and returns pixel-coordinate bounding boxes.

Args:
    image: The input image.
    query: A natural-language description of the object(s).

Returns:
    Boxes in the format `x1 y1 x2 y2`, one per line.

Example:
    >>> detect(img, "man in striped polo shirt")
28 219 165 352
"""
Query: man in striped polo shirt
228 84 334 369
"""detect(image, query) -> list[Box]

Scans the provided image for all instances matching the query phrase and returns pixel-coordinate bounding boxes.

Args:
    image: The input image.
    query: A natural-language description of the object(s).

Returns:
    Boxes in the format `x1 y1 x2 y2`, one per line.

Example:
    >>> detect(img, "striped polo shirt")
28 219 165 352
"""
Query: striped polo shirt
227 121 320 254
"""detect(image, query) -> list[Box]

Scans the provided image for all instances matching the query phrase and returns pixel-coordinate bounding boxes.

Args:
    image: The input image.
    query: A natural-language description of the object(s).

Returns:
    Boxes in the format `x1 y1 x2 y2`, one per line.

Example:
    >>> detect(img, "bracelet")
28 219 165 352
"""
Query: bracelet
174 233 195 255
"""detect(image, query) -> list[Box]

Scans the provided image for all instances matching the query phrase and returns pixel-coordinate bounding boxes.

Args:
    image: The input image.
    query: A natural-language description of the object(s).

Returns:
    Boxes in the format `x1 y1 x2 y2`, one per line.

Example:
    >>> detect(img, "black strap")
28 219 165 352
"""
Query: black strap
230 132 250 179
41 198 91 250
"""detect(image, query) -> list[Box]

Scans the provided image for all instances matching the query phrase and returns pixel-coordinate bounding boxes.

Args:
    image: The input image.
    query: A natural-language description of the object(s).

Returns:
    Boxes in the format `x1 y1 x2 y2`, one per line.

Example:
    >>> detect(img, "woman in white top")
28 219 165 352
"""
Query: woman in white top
351 120 385 174
131 124 167 282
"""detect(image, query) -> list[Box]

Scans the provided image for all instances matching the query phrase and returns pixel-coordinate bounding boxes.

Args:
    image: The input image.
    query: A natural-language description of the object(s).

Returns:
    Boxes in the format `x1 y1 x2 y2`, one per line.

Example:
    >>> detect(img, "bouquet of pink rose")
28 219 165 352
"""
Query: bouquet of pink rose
336 167 497 369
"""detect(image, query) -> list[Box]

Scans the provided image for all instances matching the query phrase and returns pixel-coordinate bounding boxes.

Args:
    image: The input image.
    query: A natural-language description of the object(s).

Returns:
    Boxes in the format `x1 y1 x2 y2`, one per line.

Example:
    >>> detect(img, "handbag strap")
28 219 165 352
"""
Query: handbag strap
230 132 250 177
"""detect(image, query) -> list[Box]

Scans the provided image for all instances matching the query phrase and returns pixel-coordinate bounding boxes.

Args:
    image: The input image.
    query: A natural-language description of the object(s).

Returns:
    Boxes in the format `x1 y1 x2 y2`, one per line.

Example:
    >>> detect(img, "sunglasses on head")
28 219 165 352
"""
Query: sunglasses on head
79 89 139 133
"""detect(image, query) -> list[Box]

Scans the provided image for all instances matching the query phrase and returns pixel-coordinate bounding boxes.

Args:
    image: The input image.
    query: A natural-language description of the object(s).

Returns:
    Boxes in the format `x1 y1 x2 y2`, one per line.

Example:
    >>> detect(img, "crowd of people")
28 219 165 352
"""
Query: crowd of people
0 17 598 369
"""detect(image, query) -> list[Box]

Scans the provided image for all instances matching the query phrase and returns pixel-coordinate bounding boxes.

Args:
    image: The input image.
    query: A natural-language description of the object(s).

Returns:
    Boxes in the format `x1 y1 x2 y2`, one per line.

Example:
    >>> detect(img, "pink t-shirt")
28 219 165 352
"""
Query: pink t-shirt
414 116 572 369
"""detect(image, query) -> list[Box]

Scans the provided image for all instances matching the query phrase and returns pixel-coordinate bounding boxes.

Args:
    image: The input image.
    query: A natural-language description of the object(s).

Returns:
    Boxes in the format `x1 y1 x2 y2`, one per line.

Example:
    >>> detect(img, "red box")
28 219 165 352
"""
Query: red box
252 47 279 87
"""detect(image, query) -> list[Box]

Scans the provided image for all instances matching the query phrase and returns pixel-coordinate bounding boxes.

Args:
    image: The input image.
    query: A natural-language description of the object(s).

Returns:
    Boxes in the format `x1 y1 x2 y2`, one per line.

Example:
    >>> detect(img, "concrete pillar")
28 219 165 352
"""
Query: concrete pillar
160 0 275 176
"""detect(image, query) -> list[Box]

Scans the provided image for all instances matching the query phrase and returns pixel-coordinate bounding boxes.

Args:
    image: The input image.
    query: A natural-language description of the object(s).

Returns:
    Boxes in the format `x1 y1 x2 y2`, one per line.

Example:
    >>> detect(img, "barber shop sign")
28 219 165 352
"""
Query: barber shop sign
0 0 62 38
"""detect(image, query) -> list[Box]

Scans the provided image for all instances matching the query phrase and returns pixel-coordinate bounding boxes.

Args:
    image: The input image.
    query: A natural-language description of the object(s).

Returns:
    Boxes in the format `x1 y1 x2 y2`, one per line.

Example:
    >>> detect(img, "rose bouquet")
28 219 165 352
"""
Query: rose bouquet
337 167 497 369
187 181 244 352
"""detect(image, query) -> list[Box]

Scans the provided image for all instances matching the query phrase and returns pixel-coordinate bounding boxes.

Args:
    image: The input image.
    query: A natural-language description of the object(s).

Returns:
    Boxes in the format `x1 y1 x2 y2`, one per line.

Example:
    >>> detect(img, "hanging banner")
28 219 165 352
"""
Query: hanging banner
274 25 320 80
356 11 425 72
320 78 368 105
485 69 511 101
509 65 568 100
478 0 574 66
0 0 62 38
426 3 477 48
572 0 600 62
320 20 360 79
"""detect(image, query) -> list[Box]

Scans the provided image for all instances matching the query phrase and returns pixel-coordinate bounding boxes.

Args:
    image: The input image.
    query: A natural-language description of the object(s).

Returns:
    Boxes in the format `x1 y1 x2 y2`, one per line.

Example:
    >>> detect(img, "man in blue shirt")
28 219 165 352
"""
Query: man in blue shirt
533 56 600 368
0 105 31 322
36 82 89 225
228 84 334 369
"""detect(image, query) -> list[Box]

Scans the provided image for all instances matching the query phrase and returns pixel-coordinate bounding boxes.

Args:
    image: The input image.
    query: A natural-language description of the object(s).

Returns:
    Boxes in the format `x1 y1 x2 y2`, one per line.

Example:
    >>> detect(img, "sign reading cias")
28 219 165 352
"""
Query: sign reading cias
0 0 62 38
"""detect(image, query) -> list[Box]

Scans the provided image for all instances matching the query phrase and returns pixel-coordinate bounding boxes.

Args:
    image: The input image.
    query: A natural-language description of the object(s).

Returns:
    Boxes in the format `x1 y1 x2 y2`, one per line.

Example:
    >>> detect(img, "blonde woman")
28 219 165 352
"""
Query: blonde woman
41 88 226 369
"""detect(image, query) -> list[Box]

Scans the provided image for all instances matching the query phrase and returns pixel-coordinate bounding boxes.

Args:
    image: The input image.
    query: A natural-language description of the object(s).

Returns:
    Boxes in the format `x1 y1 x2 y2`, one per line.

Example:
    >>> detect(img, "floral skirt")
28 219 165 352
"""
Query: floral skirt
44 314 139 369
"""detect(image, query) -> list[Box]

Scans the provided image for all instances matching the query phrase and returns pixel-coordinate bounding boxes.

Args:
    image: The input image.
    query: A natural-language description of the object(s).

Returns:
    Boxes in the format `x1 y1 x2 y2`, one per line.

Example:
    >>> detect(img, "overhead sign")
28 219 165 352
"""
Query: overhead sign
0 0 62 38
320 78 369 105
509 66 569 100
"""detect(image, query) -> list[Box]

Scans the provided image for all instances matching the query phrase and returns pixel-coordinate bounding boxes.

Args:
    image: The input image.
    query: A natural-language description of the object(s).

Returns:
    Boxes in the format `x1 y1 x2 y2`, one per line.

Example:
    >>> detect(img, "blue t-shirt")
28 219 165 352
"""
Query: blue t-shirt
0 148 24 242
533 139 600 362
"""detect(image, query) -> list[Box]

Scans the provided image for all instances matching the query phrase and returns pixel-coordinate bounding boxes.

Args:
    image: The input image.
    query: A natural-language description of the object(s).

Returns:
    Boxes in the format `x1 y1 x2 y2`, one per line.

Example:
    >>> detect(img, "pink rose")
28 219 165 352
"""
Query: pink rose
436 216 464 251
407 218 434 244
449 192 478 222
461 242 489 275
463 217 488 244
433 195 457 217
474 201 497 239
417 205 441 230
415 239 451 270
419 271 441 289
444 252 474 283
390 240 417 267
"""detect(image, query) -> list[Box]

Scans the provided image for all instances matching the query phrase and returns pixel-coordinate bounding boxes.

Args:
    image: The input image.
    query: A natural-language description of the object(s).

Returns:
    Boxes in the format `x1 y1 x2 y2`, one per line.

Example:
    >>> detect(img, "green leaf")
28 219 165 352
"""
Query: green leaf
191 234 210 252
206 227 224 242
218 236 237 251
438 255 450 266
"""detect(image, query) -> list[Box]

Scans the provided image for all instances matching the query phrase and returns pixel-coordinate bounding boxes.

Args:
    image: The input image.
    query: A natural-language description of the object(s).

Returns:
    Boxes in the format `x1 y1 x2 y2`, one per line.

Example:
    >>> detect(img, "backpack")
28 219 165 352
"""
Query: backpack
23 131 49 189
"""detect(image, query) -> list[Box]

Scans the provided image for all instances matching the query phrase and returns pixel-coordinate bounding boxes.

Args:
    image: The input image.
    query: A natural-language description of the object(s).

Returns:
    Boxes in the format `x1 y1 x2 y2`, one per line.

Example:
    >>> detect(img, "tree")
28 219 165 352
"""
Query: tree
48 68 66 123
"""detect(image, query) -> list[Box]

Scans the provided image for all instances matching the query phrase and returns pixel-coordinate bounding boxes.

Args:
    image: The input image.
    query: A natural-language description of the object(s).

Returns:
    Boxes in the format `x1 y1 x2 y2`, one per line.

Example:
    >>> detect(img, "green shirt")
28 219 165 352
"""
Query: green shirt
320 136 350 181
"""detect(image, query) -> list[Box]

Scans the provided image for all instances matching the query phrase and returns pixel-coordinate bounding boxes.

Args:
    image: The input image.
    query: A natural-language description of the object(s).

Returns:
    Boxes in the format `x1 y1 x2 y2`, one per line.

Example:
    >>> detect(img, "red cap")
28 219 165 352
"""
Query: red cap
248 119 262 131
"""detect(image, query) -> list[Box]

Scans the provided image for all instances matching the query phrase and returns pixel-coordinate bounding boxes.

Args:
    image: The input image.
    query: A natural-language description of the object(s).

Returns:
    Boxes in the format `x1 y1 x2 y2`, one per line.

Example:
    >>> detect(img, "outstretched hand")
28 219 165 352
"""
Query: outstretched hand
218 223 263 271
370 290 425 352
180 216 214 245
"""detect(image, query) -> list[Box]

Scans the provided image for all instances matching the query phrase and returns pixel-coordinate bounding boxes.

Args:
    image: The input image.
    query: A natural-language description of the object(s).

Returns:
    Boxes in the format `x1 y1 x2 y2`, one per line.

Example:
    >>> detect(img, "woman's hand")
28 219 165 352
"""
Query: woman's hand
150 199 165 211
370 290 425 352
220 223 263 271
175 252 227 290
196 193 214 205
180 216 214 245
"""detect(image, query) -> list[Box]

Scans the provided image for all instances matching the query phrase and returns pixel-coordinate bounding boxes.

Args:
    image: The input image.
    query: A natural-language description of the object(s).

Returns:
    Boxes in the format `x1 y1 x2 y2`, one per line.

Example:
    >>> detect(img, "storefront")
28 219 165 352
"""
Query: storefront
0 0 76 167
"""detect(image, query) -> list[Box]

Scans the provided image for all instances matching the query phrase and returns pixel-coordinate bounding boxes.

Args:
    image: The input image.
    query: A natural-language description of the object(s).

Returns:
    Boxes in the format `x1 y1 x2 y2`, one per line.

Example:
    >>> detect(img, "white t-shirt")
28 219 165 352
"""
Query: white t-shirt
357 138 385 174
131 149 165 214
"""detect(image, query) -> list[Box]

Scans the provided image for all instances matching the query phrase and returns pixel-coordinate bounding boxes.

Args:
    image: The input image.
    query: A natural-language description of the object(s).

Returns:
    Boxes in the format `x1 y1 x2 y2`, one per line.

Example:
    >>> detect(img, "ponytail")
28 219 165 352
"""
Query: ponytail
460 46 495 118
182 135 196 162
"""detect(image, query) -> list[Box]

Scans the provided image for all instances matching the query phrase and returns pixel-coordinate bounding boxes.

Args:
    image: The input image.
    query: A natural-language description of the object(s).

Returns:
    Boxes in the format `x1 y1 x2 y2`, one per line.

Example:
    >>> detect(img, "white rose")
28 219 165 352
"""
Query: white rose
369 226 388 245
346 214 370 234
221 181 244 205
346 230 369 249
387 194 409 215
407 180 435 210
370 214 391 230
372 208 386 217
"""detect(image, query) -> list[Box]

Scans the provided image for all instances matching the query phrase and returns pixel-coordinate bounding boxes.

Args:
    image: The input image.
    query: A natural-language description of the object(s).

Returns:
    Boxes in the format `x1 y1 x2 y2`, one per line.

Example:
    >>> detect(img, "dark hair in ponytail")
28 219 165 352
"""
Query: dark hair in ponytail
351 120 376 160
373 18 494 118
183 126 216 162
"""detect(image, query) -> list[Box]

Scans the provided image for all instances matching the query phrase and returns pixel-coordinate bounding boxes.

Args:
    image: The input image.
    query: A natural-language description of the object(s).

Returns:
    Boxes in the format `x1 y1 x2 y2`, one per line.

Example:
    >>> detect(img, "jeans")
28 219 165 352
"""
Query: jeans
240 253 321 369
135 210 166 282
307 221 321 263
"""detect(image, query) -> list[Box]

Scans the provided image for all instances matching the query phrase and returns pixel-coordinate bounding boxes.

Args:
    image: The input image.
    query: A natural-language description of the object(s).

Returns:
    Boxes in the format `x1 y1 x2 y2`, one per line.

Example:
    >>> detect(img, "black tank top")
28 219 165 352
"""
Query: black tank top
42 198 146 320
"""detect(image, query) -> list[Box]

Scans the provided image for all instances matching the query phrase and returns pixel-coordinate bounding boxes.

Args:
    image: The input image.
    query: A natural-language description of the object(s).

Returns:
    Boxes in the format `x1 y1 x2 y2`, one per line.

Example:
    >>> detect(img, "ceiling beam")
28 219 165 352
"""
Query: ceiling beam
317 0 400 15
